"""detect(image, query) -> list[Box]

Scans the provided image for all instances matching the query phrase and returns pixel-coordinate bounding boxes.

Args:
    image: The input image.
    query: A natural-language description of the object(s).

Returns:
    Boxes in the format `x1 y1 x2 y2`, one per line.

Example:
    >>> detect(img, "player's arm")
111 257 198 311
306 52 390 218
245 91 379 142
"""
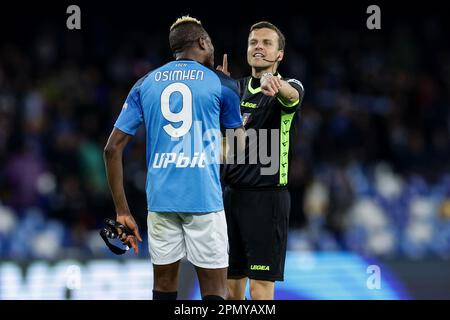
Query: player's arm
104 128 133 216
221 134 229 164
222 125 246 164
104 128 142 254
216 65 245 164
104 81 145 254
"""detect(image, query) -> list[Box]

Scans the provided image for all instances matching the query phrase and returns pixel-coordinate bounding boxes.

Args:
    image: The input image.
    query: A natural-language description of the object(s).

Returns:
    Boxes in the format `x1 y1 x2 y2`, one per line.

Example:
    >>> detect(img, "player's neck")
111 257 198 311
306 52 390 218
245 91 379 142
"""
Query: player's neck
175 52 205 65
252 67 278 78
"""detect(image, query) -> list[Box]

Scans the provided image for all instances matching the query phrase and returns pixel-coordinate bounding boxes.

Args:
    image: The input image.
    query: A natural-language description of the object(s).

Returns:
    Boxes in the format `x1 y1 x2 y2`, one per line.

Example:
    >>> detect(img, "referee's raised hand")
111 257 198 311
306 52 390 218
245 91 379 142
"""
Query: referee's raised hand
216 54 230 76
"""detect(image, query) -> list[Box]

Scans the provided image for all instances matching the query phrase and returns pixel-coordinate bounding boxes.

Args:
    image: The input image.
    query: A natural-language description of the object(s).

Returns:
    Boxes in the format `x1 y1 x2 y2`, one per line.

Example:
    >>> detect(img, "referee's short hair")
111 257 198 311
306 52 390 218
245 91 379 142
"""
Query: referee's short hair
250 21 285 51
169 16 209 55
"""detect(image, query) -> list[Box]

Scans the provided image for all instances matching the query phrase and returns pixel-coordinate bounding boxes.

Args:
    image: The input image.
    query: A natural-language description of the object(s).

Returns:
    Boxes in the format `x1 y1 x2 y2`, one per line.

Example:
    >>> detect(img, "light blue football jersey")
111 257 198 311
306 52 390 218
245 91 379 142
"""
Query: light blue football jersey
114 59 242 213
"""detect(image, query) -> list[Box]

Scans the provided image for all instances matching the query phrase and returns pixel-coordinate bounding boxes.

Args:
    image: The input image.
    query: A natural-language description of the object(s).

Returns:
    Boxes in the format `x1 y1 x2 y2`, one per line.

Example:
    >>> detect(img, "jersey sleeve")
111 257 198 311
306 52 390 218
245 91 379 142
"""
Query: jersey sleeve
114 82 144 135
278 78 305 113
215 71 243 129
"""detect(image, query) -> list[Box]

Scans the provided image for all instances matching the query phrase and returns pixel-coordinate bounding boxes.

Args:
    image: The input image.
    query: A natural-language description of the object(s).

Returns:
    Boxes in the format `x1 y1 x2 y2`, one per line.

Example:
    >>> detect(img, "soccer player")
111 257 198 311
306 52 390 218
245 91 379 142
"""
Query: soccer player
103 16 243 300
221 21 305 300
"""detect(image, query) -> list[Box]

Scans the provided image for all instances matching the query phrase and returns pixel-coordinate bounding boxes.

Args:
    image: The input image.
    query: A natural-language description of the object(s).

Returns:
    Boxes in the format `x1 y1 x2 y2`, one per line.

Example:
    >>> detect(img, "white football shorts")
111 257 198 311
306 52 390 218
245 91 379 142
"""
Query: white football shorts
147 210 228 269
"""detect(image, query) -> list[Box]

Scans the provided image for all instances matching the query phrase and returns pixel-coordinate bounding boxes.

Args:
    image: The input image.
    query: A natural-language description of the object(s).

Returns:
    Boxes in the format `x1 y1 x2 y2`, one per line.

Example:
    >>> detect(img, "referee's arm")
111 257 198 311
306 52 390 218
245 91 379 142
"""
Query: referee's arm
276 80 300 106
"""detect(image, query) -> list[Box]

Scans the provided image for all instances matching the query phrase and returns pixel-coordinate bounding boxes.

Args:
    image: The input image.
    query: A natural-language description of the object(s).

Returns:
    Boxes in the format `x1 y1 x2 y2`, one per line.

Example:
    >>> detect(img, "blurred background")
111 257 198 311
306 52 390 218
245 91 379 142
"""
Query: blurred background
0 1 449 299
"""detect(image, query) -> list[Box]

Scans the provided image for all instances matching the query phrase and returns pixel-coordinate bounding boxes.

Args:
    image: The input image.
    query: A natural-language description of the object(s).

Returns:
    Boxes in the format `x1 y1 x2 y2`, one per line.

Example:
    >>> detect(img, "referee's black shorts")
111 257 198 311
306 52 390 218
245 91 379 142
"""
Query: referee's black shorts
223 186 290 282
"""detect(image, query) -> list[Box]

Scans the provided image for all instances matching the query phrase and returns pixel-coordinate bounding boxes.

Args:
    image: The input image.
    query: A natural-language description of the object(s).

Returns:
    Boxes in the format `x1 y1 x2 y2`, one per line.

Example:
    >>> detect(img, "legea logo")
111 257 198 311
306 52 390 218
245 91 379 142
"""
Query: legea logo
250 265 270 271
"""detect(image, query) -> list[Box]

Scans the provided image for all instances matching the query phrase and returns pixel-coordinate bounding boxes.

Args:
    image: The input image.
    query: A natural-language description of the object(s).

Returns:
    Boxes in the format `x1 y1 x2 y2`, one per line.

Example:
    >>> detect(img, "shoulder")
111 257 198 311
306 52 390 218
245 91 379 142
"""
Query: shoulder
237 77 250 96
237 77 250 87
212 70 240 96
132 69 156 90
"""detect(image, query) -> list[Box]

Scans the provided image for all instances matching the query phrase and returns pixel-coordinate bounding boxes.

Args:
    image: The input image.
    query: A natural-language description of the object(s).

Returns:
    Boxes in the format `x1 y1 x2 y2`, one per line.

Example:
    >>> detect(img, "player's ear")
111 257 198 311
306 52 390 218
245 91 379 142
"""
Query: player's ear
277 50 284 62
198 36 208 50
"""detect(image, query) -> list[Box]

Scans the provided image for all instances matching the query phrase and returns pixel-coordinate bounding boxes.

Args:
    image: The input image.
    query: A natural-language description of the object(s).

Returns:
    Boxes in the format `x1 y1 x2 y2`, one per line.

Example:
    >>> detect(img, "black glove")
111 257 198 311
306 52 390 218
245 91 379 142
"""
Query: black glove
99 218 134 255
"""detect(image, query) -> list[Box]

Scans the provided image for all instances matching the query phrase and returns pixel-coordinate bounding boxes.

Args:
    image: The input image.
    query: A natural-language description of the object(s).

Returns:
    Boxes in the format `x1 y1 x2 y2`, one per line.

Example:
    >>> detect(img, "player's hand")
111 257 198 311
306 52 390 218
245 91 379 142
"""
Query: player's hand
116 213 143 255
261 72 282 97
216 54 230 76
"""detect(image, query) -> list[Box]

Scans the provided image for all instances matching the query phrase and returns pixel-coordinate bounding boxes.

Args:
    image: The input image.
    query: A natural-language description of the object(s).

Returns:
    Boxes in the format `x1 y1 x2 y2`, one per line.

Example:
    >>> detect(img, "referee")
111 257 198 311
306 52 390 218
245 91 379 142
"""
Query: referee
222 21 304 300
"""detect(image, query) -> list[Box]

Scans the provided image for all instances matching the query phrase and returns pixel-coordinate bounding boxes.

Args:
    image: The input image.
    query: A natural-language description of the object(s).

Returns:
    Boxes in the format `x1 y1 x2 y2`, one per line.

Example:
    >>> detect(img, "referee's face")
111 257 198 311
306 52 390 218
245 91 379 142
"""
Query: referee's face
247 28 283 71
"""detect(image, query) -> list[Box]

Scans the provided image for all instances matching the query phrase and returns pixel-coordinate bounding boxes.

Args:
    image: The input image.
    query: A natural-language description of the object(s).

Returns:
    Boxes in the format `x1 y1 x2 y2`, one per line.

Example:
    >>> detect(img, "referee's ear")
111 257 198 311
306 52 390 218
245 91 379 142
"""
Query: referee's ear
277 50 284 62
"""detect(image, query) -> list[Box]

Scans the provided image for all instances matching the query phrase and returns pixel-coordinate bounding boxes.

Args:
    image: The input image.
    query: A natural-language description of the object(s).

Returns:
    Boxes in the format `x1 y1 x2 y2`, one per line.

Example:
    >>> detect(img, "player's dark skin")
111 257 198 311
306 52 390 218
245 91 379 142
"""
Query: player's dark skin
104 35 229 299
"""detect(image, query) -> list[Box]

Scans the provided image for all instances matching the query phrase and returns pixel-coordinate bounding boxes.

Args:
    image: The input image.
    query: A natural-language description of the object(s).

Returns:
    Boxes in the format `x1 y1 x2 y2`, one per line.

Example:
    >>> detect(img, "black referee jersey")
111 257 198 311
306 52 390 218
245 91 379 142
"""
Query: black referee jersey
223 74 305 188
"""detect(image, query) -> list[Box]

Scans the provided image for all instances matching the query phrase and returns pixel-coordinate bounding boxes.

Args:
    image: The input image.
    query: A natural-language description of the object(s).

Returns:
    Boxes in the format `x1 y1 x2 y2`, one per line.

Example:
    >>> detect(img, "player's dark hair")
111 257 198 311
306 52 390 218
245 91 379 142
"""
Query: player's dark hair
250 21 286 51
169 16 209 56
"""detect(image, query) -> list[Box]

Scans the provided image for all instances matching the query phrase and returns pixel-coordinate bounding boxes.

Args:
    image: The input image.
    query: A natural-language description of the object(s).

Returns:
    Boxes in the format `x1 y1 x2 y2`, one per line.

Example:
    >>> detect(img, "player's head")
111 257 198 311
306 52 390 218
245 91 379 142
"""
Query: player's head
247 21 285 72
169 15 214 68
